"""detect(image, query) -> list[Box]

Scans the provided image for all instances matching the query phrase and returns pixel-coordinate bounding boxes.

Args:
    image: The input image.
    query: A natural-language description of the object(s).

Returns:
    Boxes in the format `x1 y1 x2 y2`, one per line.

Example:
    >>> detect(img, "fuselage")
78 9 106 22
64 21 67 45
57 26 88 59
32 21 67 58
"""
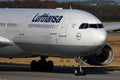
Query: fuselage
0 8 107 58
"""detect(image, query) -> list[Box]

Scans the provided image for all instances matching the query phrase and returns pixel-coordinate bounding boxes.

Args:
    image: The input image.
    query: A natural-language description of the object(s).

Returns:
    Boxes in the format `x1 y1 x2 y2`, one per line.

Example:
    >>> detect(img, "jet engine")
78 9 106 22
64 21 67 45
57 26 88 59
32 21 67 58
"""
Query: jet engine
86 44 114 65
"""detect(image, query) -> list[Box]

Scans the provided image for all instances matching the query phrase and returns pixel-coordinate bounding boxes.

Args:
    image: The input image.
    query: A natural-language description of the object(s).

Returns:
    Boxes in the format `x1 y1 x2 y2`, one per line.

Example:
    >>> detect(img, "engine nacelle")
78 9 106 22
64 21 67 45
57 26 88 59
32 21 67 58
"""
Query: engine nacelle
86 44 114 65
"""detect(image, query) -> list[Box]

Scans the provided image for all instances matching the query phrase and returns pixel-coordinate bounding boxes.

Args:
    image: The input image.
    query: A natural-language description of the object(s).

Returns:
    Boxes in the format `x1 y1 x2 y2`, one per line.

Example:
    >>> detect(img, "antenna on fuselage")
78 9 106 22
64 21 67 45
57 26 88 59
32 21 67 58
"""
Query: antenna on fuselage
65 0 72 10
70 5 72 10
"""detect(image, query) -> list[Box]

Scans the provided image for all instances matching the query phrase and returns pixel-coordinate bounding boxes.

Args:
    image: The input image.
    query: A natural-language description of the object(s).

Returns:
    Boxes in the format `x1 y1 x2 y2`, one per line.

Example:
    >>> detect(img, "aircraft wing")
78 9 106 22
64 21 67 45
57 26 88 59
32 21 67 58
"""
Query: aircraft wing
105 24 120 31
105 24 120 35
0 36 13 47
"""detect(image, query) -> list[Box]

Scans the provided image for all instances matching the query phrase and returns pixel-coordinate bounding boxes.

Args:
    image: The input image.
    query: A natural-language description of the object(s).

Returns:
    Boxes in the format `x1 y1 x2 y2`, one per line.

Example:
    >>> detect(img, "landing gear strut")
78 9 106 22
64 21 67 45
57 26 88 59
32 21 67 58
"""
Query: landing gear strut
30 56 54 72
75 56 86 76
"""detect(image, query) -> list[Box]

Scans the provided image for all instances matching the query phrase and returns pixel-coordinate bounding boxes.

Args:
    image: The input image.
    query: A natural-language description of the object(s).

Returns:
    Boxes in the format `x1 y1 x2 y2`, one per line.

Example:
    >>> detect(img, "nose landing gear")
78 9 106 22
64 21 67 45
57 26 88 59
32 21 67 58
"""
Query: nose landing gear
75 56 86 76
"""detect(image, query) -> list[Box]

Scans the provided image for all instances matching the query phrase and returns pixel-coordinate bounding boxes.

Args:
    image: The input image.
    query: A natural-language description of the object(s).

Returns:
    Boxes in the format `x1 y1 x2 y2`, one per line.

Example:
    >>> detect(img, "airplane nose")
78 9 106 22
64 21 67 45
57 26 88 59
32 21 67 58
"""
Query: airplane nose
95 30 107 46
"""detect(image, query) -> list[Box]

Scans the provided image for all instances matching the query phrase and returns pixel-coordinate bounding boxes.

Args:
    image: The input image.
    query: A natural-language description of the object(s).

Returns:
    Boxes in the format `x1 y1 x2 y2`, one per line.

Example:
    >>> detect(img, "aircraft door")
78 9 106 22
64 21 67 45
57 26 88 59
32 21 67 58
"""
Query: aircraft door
59 25 66 37
57 18 71 44
59 18 70 37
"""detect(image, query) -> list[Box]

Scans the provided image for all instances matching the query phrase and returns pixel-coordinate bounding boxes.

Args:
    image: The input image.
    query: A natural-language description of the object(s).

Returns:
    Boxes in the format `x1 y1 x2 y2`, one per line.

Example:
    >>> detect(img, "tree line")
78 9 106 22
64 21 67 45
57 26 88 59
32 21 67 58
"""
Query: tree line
0 0 120 22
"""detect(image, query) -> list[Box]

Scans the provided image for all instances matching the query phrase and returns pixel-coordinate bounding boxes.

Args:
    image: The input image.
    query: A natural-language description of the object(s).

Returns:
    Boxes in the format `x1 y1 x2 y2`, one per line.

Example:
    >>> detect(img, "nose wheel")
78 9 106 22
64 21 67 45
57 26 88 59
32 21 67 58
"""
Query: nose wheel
75 56 86 76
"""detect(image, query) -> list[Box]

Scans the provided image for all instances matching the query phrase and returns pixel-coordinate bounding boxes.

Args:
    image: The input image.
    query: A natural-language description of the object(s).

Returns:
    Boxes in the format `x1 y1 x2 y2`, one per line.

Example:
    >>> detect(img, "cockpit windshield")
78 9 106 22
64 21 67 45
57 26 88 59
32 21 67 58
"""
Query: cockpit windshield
80 23 88 29
79 23 104 29
89 24 98 28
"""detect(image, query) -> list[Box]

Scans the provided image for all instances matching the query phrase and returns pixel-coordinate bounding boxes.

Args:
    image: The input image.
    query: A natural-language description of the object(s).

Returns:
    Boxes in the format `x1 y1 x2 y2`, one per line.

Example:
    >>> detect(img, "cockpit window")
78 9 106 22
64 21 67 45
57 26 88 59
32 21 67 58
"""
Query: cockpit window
79 23 104 29
79 23 88 29
98 24 104 28
79 23 85 29
89 24 98 28
84 24 88 29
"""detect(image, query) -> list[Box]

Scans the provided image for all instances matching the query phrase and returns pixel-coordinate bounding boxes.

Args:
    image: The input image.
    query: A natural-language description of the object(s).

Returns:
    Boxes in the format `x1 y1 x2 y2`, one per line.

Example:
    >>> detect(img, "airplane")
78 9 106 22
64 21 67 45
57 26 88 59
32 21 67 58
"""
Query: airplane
0 8 119 76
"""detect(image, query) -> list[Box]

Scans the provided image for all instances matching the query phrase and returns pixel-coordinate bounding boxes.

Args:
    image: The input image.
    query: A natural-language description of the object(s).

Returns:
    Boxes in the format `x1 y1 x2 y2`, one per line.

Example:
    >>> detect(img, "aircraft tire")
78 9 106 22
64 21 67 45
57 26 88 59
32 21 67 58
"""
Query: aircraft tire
30 60 38 71
31 60 54 72
75 68 86 76
47 60 54 72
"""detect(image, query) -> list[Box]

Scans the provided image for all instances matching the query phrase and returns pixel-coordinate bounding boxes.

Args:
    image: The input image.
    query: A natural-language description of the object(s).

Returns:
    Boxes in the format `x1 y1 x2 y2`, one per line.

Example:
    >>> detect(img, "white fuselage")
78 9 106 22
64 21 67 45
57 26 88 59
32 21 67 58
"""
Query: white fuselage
0 8 107 58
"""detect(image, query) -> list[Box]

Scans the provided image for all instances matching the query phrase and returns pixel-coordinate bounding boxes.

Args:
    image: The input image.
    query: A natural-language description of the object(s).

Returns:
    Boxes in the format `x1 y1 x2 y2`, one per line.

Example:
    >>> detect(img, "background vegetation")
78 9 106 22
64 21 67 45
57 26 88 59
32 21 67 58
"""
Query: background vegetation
0 0 120 22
